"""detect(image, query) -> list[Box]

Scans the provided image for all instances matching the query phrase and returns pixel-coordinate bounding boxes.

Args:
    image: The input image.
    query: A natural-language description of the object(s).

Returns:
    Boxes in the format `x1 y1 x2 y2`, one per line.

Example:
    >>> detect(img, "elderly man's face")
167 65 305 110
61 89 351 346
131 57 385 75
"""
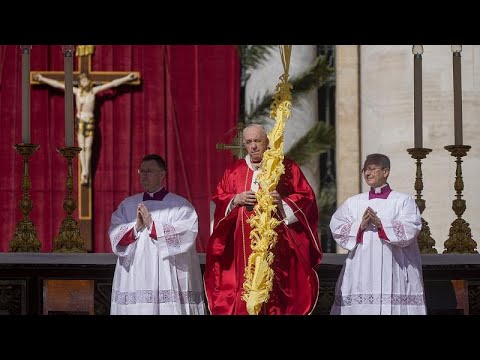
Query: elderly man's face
243 127 268 163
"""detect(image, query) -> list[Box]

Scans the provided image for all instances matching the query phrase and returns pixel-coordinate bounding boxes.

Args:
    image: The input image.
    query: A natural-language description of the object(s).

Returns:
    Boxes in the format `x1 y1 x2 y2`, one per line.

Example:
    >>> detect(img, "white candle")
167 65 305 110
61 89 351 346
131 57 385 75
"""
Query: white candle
63 45 75 147
452 45 463 146
21 45 32 144
412 45 423 148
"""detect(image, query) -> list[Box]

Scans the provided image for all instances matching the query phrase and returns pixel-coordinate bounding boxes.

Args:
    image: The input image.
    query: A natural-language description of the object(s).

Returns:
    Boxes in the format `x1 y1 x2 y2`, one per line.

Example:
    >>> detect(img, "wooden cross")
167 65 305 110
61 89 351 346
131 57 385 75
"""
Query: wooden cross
216 122 246 159
31 45 141 251
31 45 141 86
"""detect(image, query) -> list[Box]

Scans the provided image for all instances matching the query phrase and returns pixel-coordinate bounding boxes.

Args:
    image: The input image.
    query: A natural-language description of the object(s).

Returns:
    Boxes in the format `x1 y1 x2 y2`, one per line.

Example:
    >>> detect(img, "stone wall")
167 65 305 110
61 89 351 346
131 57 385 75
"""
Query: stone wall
346 45 480 253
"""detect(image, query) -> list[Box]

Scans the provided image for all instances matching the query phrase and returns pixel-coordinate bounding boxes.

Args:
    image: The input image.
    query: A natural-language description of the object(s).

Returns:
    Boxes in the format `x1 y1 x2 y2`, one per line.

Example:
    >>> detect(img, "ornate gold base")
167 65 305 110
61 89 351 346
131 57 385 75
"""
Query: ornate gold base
10 220 41 252
417 218 437 254
406 147 437 253
53 146 86 253
9 143 41 252
53 216 87 253
443 144 477 254
444 218 478 254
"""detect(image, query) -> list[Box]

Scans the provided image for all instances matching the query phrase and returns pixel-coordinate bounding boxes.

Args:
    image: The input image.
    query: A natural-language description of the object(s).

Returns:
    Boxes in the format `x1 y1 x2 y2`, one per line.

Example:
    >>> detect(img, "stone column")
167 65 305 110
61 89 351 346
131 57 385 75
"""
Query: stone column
335 45 361 253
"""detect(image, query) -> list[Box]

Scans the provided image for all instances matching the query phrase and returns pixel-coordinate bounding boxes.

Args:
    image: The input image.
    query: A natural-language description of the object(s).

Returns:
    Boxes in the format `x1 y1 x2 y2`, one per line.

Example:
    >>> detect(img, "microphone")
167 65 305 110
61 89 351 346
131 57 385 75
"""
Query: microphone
246 204 254 211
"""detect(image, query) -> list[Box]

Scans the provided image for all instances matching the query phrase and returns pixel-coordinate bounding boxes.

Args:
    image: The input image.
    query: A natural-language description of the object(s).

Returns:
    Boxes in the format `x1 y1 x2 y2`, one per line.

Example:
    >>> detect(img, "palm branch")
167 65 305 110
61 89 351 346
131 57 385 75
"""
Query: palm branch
241 44 337 251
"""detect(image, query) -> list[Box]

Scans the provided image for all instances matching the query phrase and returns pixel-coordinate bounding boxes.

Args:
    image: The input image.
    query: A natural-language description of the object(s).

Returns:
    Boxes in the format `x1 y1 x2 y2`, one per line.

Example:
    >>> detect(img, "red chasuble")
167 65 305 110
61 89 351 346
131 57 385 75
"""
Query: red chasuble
204 158 323 315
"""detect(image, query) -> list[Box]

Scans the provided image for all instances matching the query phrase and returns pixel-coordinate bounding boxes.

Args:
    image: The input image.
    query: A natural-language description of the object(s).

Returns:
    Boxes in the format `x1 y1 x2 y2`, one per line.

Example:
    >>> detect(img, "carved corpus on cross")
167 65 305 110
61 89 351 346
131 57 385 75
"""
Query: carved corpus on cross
31 45 141 87
31 44 141 186
30 45 141 252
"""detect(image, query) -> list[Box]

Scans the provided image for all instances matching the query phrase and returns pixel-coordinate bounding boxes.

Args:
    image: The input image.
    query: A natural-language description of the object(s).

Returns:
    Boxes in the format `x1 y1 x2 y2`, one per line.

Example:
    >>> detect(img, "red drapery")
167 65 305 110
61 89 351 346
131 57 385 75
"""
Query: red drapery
0 45 239 253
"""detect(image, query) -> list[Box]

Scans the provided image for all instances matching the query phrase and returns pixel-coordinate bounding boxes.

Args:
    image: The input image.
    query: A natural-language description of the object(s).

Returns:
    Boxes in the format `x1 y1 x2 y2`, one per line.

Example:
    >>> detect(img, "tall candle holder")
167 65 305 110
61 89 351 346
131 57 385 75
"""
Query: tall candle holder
406 147 437 253
9 144 41 252
443 145 477 253
53 146 87 252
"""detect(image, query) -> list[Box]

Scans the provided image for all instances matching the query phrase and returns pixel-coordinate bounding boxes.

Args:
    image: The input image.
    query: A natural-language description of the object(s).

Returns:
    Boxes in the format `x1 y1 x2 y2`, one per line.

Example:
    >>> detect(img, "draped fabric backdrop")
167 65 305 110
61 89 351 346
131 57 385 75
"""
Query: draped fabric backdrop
0 45 239 253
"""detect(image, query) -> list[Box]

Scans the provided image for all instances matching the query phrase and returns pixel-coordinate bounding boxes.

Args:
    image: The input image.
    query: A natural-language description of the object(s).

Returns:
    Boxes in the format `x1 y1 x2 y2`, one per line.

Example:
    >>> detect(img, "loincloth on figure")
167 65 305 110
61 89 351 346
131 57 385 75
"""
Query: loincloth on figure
76 117 95 137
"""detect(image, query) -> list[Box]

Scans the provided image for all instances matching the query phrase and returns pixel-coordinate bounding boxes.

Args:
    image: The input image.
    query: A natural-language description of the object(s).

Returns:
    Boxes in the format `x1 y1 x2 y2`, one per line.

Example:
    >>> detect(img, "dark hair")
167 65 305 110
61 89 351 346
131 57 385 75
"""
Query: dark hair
142 154 166 171
364 153 390 170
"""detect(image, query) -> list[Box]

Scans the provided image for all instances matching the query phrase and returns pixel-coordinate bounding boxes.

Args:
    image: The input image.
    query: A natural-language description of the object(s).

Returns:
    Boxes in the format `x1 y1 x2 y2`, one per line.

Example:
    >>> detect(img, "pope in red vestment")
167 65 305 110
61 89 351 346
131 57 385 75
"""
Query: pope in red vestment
204 124 323 315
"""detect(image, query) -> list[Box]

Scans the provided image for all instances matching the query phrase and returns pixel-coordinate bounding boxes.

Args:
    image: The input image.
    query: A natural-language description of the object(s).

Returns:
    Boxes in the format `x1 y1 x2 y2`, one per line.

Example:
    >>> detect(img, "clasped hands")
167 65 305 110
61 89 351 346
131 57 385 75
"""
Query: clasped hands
360 206 382 231
136 202 153 232
233 190 284 210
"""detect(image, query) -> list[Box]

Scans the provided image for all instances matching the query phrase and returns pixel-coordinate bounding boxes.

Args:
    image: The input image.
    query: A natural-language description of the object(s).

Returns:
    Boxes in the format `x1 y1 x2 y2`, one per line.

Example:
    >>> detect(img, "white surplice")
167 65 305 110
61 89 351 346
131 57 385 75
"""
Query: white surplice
330 191 427 315
109 192 205 315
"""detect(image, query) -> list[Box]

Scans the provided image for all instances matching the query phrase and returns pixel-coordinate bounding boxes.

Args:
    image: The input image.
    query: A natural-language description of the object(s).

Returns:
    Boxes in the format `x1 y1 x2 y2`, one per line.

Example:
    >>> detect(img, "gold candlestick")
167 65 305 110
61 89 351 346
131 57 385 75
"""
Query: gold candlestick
53 146 87 252
443 145 477 253
407 147 437 253
10 143 41 252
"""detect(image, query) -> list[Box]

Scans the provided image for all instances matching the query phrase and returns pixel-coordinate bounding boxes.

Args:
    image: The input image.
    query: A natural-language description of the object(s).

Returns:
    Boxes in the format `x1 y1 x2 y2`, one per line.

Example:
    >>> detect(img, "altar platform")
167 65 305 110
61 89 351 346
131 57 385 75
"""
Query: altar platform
0 253 479 315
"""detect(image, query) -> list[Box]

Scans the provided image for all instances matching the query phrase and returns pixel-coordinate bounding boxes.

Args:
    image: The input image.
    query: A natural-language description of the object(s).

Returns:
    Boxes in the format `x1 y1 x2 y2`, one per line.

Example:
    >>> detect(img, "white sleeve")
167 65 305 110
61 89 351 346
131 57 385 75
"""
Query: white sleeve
380 195 422 247
329 198 362 251
282 200 298 225
153 202 199 259
225 197 236 216
109 201 138 259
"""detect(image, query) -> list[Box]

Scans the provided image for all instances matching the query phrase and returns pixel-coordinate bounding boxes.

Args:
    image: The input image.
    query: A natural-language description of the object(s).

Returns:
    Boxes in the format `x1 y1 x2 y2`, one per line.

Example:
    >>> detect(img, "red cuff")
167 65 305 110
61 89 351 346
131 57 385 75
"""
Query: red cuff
378 226 389 241
356 228 365 244
118 228 136 246
150 222 157 240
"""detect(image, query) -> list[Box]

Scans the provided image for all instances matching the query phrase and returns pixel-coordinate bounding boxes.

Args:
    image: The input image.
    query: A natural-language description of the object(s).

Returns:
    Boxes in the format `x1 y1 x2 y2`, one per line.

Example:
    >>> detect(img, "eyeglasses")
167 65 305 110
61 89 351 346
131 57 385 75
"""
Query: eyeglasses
361 167 385 174
137 169 163 175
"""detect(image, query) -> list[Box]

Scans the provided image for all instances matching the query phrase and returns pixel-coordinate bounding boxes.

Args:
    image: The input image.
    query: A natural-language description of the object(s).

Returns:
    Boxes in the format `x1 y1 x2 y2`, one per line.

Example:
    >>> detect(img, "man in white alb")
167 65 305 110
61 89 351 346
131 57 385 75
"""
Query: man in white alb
330 153 426 315
109 154 205 315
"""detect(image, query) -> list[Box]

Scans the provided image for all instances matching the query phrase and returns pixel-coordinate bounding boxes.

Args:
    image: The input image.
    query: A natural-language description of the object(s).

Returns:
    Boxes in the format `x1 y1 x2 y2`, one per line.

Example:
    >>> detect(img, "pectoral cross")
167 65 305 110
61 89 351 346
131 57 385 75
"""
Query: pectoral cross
216 122 246 159
31 45 141 251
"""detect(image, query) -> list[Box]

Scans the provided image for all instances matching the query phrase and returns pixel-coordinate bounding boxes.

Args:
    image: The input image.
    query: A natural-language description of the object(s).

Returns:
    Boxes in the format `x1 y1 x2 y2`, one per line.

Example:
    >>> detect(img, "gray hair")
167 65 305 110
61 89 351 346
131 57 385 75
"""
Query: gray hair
242 123 267 140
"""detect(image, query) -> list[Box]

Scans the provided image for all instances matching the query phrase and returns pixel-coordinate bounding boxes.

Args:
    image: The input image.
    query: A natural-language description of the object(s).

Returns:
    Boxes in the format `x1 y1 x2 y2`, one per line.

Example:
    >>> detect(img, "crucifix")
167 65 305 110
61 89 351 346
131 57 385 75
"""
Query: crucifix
31 45 141 251
216 122 246 159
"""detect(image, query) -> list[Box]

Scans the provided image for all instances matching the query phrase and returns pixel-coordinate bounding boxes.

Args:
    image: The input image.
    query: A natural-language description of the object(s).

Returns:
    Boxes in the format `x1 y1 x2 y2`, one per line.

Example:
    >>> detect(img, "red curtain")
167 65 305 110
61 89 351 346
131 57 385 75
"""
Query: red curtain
0 45 239 253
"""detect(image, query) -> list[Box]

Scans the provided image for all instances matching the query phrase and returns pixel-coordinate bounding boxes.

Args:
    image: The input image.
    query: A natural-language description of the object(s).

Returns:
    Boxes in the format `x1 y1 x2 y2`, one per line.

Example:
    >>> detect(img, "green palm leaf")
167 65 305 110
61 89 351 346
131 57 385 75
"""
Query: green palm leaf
238 45 277 71
285 122 335 165
246 54 333 121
